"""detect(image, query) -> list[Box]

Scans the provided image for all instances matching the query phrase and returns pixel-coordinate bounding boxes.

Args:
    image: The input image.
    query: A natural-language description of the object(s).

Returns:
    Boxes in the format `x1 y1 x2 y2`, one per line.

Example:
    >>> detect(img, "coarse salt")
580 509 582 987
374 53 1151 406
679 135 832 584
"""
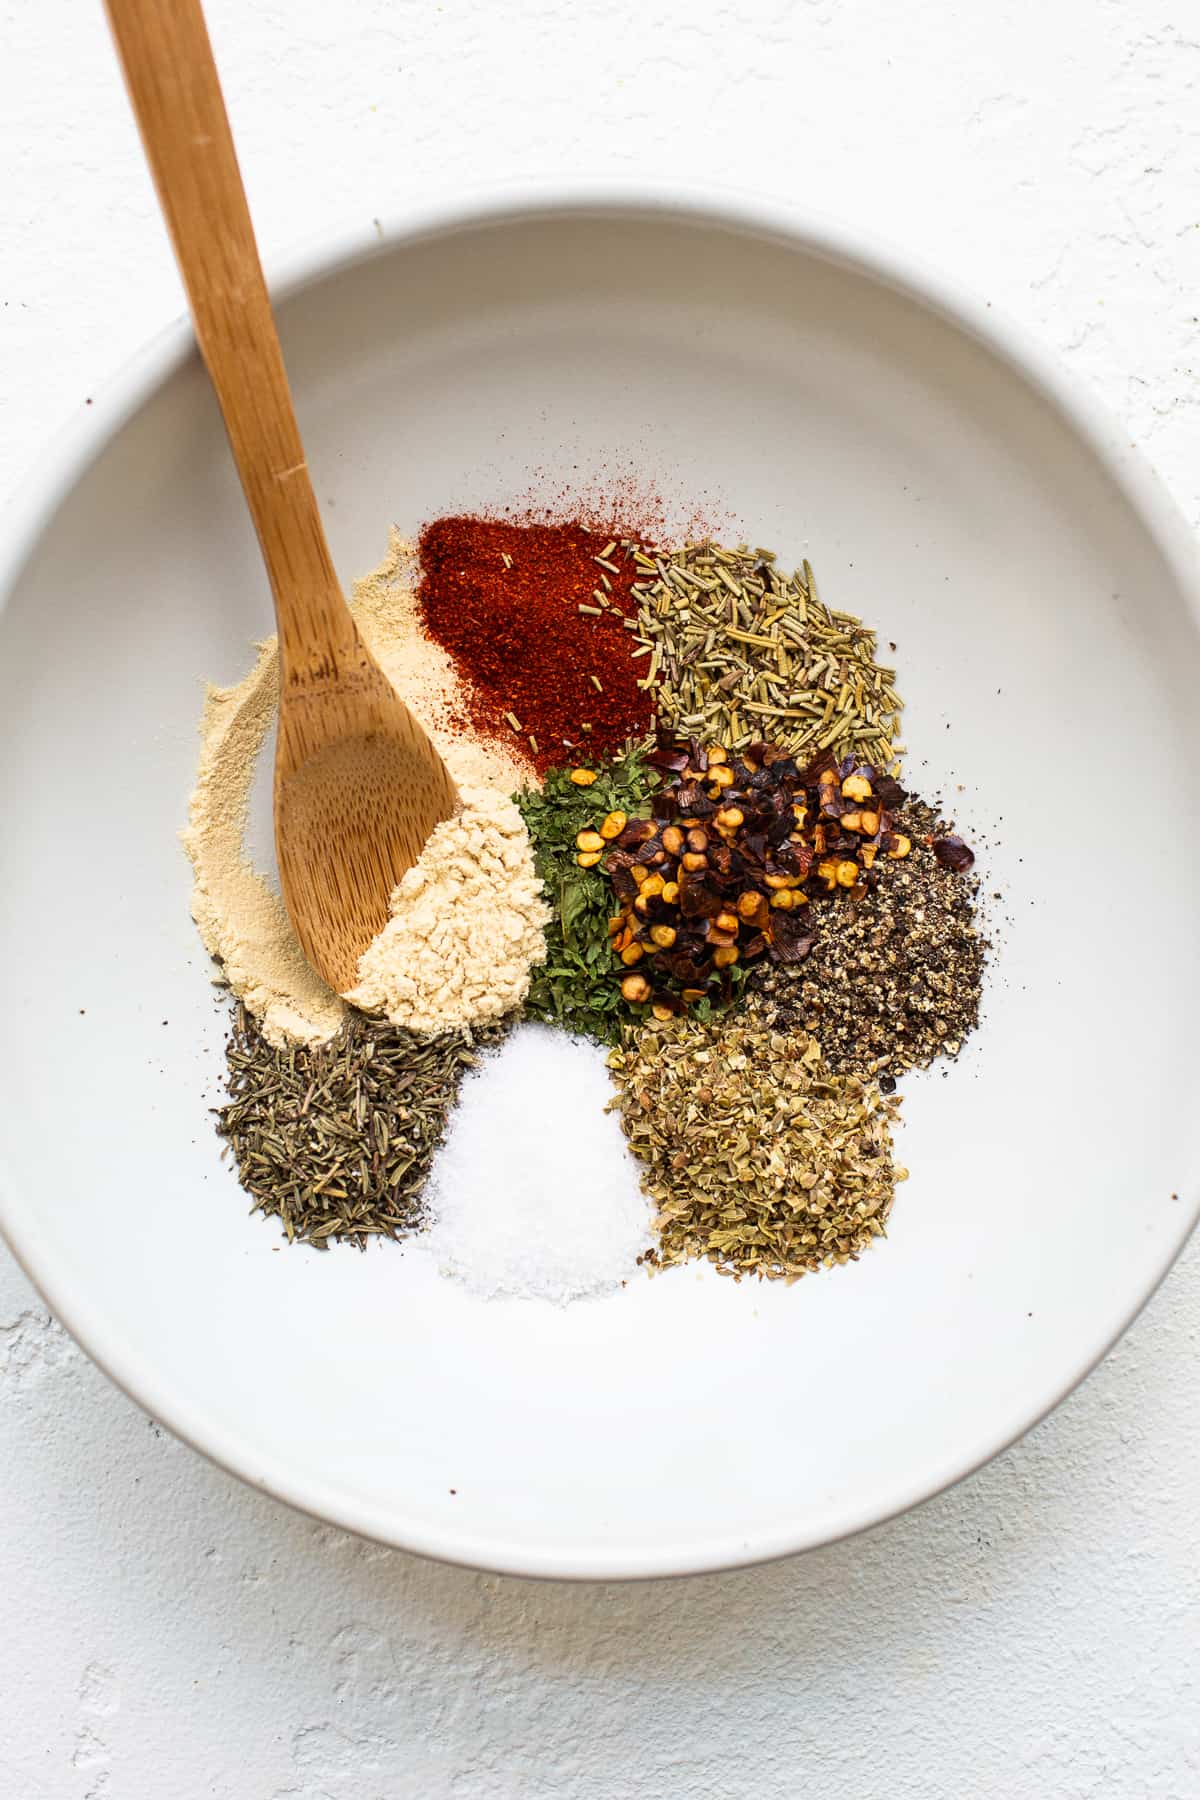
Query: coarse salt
422 1024 652 1304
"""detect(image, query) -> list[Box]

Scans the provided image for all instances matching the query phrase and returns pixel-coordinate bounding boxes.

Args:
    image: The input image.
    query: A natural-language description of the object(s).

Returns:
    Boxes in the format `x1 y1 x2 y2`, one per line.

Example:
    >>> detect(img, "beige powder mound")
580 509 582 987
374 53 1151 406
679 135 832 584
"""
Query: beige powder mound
183 535 537 1048
185 651 346 1046
346 784 550 1033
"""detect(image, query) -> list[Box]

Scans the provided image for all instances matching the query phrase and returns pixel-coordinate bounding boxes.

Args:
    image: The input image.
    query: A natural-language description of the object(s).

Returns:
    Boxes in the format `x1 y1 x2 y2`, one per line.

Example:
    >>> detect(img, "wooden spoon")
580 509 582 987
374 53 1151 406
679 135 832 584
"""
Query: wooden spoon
105 0 458 993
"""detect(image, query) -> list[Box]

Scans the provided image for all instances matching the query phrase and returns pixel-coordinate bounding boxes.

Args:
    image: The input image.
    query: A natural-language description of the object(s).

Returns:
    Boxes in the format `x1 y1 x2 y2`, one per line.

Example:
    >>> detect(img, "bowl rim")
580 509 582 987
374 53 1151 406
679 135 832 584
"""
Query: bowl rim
2 178 1198 1582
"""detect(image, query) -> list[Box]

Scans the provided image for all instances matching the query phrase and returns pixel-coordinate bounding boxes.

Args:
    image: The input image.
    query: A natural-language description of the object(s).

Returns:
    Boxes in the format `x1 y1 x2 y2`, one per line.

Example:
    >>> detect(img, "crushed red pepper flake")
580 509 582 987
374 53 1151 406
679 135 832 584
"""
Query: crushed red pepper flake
590 733 910 1009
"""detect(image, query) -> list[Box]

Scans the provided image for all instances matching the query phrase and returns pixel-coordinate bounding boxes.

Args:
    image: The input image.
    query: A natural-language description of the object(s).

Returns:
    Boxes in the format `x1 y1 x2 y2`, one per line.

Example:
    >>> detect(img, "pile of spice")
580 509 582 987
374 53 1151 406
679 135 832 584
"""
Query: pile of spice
192 513 987 1296
752 797 986 1083
608 998 905 1281
218 1006 503 1249
515 745 653 1042
417 517 653 774
630 541 902 766
590 737 910 1014
347 784 550 1035
185 533 534 1049
422 1024 651 1303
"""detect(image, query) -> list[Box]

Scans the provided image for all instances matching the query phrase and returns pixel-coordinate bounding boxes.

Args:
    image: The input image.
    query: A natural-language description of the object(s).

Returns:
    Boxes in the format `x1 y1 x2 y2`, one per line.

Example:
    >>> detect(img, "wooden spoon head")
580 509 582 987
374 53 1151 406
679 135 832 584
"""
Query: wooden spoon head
274 646 457 995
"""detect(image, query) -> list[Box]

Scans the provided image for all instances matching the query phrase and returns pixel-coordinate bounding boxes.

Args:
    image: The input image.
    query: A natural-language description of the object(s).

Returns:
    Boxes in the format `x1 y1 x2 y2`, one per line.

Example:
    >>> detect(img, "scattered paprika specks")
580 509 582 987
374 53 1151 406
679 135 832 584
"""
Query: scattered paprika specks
495 464 728 545
416 517 655 776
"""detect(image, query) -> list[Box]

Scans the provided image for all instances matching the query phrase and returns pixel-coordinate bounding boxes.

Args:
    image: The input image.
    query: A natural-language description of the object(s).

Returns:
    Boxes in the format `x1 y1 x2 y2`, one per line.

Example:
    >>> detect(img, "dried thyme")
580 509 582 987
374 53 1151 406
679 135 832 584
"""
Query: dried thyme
753 798 985 1081
629 543 903 766
217 1006 503 1249
608 998 904 1281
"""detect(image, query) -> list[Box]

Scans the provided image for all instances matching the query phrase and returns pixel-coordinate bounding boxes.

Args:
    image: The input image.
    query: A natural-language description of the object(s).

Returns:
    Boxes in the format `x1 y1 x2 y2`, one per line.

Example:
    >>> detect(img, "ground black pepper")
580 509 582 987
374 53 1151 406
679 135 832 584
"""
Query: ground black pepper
752 799 985 1079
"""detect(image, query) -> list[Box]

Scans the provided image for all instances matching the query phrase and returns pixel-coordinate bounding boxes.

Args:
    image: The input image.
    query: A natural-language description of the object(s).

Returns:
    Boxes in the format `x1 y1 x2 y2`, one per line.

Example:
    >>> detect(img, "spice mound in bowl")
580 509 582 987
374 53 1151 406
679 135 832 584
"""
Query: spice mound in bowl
416 516 652 774
195 520 984 1297
596 737 913 1016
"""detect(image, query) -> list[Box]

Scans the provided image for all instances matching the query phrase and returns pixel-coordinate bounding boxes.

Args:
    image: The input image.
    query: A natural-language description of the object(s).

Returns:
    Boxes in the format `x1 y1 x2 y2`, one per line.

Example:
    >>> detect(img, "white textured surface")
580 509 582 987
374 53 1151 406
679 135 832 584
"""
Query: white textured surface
1 0 1197 1793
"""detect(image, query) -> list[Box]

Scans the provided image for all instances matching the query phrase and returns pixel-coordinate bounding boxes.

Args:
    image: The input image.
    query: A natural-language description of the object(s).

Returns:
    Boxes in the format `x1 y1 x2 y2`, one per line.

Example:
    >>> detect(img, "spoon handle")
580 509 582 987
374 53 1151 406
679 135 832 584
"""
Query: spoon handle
104 0 356 670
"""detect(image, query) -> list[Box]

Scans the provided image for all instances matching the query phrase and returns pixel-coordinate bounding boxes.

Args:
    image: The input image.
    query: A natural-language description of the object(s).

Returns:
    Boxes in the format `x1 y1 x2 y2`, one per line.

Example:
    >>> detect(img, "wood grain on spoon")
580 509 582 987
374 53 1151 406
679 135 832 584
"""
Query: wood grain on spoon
105 0 457 994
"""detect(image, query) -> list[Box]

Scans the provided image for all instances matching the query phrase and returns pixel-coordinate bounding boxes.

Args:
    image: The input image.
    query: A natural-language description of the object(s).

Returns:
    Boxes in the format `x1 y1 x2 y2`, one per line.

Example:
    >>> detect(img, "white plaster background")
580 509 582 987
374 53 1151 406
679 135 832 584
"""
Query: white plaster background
2 1 1199 1794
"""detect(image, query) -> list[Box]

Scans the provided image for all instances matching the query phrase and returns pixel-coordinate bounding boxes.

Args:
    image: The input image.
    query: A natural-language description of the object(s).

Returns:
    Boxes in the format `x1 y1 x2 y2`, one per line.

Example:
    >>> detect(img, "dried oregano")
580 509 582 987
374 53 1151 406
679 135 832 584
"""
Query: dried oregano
607 993 905 1281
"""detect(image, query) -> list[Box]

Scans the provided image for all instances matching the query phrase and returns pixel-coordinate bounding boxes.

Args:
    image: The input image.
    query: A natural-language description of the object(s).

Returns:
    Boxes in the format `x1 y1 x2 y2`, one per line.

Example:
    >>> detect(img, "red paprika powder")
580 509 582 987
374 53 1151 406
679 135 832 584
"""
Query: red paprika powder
417 516 654 776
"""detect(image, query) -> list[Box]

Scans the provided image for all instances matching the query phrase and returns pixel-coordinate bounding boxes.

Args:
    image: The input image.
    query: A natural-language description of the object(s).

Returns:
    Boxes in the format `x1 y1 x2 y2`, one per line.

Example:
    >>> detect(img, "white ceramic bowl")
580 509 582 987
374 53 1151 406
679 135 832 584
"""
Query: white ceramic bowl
2 187 1198 1580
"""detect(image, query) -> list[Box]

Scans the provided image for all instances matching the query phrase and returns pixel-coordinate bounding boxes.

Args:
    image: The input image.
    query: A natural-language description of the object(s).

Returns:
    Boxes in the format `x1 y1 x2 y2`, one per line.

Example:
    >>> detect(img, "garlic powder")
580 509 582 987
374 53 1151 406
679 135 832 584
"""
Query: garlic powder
183 534 541 1047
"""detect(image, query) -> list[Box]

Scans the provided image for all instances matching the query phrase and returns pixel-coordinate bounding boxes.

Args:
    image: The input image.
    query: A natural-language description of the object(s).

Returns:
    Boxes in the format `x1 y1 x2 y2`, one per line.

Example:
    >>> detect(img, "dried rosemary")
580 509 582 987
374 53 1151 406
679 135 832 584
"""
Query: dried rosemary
629 543 903 767
217 1005 504 1249
607 997 904 1281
